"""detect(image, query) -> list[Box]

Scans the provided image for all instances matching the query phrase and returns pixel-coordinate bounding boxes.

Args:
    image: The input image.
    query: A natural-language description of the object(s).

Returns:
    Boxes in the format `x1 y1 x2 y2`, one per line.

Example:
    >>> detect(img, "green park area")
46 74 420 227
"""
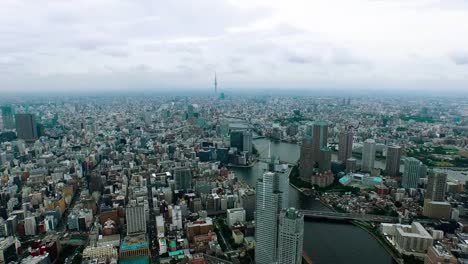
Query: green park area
407 146 468 167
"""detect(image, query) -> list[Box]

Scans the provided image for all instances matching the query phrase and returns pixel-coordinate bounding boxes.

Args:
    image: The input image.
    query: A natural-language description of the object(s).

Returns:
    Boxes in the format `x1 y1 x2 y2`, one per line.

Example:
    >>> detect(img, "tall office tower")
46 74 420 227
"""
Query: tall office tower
338 130 353 163
240 190 256 221
126 205 146 235
15 113 38 142
426 171 447 202
402 157 423 189
385 145 402 177
362 139 376 172
230 130 252 153
255 172 282 264
1 106 14 130
299 121 329 181
242 130 253 154
173 167 192 191
278 208 304 264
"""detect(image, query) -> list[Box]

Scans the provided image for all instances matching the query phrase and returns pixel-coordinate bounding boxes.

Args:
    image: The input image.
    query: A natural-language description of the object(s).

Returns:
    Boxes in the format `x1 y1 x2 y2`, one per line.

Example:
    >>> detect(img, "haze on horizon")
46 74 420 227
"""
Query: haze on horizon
1 0 468 93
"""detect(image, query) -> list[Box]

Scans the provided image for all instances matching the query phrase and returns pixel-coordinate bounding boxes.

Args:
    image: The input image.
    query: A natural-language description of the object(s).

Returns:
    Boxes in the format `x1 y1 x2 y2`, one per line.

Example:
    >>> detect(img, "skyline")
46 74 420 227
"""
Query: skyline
1 0 468 92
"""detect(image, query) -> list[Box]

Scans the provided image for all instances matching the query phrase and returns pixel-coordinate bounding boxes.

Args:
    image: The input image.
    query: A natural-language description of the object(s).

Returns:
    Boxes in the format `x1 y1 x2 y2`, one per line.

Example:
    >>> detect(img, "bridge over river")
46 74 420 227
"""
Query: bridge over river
300 210 399 223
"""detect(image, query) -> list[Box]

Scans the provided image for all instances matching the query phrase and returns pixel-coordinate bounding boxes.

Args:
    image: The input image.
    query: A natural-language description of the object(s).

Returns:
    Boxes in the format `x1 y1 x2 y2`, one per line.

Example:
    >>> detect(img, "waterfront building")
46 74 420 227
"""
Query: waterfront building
278 208 304 264
255 172 282 264
299 121 330 181
394 222 433 256
230 130 253 153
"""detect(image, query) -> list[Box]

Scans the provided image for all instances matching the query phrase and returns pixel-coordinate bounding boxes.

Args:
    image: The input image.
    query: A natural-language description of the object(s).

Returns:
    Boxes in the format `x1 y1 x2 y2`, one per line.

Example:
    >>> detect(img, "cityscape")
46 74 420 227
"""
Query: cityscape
1 1 468 264
0 94 467 264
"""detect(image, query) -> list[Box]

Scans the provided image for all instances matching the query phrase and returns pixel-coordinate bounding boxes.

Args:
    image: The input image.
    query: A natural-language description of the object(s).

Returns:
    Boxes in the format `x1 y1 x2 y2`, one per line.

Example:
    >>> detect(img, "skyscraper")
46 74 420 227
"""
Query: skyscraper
15 113 38 142
338 130 353 163
126 204 146 235
385 145 402 177
230 130 252 153
243 130 253 154
299 121 330 181
1 106 14 130
240 190 255 221
426 171 447 202
255 172 282 264
173 167 192 191
402 157 423 189
278 208 304 264
362 139 376 172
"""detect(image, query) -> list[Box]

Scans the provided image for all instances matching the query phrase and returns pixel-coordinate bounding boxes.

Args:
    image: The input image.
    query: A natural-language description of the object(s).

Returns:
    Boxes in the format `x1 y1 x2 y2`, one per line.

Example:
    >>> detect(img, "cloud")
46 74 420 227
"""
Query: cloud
450 53 468 65
0 0 467 92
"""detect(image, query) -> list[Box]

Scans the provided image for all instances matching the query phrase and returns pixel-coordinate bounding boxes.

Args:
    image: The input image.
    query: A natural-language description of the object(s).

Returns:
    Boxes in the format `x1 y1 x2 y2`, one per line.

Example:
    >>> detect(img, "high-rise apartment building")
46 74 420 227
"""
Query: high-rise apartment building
126 205 146 235
15 113 38 142
255 172 282 264
426 171 447 202
338 130 353 163
299 121 330 181
402 157 424 189
385 145 402 177
278 208 304 264
362 139 376 172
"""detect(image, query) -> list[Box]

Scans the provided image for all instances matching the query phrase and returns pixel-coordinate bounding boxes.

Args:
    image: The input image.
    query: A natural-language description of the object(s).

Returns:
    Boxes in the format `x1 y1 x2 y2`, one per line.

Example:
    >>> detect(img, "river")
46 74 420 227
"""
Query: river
232 138 394 264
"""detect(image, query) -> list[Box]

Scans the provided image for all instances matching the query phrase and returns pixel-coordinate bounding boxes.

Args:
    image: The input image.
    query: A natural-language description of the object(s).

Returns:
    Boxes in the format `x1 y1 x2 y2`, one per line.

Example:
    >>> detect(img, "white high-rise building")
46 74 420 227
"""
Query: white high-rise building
24 216 36 236
255 172 282 264
227 208 246 227
362 139 376 172
278 208 304 264
126 205 146 235
171 205 183 230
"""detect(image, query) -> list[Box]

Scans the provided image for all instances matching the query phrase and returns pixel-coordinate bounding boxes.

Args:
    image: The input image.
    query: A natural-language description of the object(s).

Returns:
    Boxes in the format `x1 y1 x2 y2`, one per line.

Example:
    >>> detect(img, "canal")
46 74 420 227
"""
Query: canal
232 138 394 264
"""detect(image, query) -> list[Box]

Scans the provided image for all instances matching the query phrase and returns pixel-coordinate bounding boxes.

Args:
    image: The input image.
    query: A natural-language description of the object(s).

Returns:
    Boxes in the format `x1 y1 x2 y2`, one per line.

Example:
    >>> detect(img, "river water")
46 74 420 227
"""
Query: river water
232 138 394 264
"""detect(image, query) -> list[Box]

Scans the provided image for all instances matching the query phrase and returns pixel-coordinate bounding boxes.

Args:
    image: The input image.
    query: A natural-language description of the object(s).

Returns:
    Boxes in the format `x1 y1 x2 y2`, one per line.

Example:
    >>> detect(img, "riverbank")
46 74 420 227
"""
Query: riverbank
352 221 404 264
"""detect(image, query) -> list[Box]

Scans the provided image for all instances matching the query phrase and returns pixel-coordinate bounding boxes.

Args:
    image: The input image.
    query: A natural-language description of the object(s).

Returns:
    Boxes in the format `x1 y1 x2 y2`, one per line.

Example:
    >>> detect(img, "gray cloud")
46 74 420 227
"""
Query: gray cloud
451 53 468 65
0 0 467 92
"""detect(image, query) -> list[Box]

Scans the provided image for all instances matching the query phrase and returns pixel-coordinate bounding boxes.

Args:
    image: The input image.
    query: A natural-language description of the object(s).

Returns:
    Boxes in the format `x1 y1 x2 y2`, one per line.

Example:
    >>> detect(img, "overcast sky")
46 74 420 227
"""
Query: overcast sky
1 0 468 93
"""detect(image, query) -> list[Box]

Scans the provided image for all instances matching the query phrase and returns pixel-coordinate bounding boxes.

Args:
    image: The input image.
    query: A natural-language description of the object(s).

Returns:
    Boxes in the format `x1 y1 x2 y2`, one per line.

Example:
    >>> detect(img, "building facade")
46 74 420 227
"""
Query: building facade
385 145 402 177
338 130 353 163
278 208 304 264
125 205 146 235
402 157 424 189
255 172 282 264
15 113 38 142
299 121 330 181
426 171 447 202
362 139 376 172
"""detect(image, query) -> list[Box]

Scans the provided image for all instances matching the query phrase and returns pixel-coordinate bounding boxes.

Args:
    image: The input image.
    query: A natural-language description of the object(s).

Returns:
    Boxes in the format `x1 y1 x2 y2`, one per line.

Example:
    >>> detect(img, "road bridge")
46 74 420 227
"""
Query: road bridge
300 210 398 223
